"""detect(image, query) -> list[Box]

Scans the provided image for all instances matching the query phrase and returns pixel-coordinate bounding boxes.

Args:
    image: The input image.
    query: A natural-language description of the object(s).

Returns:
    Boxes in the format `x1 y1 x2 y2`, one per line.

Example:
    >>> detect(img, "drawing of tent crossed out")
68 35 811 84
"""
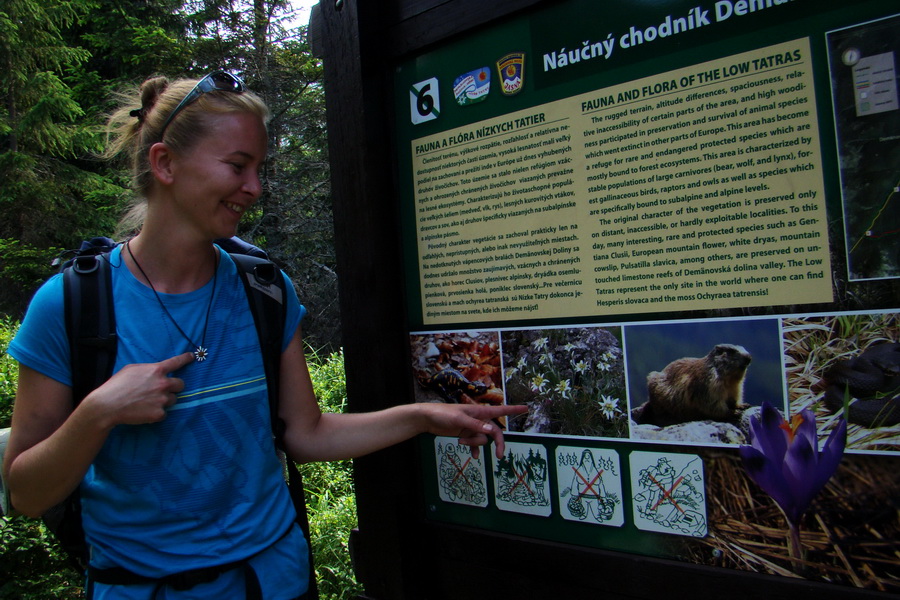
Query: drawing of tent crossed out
509 464 533 495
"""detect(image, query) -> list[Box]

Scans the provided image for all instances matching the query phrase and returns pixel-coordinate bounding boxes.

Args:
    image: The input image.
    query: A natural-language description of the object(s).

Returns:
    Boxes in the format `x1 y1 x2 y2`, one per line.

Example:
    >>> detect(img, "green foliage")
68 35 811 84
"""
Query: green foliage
0 516 83 600
67 0 189 115
302 348 362 600
240 33 337 351
1 320 82 600
1 0 339 349
307 493 359 600
0 317 19 427
0 0 91 157
0 0 128 318
306 347 348 413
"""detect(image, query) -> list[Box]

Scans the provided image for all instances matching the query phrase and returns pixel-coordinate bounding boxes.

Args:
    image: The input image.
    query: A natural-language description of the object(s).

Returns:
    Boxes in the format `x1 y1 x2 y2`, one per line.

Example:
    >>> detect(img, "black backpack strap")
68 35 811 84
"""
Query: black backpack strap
229 252 287 442
214 236 269 259
58 253 117 572
64 254 118 407
230 252 317 600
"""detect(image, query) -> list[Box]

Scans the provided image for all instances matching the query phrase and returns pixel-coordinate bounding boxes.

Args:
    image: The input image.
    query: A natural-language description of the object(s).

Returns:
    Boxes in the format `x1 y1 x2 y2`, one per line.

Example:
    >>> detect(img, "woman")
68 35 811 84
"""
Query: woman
2 72 525 599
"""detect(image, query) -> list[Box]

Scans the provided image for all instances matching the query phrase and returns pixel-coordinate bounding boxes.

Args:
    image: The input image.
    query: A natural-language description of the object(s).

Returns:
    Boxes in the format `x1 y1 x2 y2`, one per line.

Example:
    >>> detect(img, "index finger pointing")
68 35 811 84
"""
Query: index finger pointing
159 352 195 374
479 421 508 459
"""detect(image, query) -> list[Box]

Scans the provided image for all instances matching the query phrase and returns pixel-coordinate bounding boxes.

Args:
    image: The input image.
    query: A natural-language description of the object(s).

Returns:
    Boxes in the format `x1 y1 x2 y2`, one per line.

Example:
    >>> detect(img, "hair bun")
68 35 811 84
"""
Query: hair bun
138 76 170 119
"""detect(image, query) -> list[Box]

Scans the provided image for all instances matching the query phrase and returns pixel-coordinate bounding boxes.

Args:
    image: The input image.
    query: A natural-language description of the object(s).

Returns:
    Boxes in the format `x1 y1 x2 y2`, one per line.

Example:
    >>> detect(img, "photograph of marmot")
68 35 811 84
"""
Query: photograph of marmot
642 343 752 427
626 318 784 445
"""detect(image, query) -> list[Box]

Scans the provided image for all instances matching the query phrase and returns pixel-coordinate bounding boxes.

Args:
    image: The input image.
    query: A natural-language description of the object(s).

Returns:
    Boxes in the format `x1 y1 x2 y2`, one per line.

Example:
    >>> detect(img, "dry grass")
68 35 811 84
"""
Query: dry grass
686 452 900 591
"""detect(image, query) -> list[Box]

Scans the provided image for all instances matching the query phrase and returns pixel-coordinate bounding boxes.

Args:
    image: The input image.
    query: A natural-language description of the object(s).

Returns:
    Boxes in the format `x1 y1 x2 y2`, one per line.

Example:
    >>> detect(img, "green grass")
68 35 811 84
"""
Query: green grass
303 348 363 600
0 316 18 428
0 325 360 599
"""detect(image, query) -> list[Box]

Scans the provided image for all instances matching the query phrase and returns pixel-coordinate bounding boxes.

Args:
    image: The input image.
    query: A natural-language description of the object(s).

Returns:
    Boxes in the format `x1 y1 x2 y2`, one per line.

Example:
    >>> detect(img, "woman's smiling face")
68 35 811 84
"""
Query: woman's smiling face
165 111 268 241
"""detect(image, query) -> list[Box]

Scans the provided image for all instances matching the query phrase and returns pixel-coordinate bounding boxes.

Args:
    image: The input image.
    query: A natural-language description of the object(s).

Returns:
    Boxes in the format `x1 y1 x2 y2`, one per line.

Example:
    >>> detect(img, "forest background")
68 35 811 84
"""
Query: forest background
1 0 361 598
1 0 340 351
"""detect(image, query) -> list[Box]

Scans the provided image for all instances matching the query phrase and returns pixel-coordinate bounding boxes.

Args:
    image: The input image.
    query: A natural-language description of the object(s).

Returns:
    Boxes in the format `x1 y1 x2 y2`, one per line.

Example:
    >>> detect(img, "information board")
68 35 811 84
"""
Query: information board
394 0 899 592
413 38 830 322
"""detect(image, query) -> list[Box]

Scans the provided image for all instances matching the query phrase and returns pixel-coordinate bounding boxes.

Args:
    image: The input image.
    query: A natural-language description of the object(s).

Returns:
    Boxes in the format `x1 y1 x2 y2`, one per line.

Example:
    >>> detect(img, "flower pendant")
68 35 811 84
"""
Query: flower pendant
194 346 209 362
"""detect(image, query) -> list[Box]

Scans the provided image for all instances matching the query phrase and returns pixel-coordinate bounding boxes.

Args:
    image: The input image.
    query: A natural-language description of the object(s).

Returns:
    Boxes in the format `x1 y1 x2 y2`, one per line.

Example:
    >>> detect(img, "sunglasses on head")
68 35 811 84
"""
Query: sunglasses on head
160 71 245 135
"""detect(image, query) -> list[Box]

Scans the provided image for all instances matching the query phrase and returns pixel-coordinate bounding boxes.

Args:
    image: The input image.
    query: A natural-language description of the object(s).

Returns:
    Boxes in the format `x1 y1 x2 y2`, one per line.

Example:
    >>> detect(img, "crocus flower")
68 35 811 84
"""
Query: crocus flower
740 402 846 527
740 402 846 567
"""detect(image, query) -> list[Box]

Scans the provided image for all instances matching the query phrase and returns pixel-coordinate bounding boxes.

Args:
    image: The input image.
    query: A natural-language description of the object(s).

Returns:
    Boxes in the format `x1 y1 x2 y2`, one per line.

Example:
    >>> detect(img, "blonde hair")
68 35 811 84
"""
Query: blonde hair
105 74 269 233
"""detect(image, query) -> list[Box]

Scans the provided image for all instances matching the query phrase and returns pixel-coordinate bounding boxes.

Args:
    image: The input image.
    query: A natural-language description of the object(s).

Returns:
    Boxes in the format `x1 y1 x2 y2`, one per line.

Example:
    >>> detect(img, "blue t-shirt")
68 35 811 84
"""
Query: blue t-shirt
9 245 308 598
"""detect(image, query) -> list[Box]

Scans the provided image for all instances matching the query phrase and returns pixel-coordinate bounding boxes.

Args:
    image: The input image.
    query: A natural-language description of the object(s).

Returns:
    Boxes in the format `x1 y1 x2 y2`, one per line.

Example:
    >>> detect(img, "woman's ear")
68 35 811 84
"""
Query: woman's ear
148 142 175 185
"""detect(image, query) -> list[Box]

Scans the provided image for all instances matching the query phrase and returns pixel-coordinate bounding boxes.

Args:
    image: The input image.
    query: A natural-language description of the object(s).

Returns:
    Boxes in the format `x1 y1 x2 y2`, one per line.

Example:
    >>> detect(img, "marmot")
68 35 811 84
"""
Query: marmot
639 344 752 427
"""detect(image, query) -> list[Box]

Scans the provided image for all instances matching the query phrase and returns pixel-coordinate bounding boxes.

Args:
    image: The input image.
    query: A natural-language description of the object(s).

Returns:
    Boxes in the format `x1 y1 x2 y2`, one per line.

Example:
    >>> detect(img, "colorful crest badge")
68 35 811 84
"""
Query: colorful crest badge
410 77 440 124
453 67 491 106
496 52 525 96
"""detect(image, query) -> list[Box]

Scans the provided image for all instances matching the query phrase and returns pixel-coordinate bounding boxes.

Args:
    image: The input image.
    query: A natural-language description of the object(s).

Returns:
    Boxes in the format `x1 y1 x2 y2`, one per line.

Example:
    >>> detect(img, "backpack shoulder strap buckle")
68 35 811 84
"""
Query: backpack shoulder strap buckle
230 253 284 304
72 255 101 275
252 262 278 286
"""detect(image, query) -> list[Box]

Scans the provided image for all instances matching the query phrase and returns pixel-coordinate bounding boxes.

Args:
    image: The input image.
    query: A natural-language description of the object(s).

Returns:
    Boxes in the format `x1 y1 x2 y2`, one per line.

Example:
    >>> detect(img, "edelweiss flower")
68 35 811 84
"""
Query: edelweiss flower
573 360 588 374
599 395 619 419
532 337 549 351
530 374 548 393
555 379 572 398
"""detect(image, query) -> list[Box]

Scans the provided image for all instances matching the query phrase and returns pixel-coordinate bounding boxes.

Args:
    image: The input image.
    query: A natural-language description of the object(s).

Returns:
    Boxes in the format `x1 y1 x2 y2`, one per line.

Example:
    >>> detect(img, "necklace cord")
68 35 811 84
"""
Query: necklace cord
126 241 218 361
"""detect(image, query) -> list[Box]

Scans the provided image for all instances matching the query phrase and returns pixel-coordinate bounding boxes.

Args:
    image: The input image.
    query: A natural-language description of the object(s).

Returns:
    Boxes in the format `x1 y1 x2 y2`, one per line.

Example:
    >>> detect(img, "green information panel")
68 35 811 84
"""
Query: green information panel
394 0 899 591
